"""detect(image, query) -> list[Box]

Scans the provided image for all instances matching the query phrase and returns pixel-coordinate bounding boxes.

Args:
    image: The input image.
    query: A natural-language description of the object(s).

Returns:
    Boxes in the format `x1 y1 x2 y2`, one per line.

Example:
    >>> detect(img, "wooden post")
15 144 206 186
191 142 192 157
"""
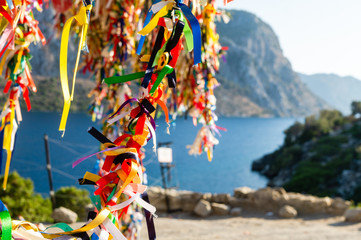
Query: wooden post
44 134 56 208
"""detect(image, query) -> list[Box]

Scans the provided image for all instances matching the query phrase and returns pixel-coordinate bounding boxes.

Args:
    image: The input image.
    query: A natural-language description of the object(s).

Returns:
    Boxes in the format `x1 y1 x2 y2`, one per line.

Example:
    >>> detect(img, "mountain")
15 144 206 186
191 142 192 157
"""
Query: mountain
215 10 329 117
299 73 361 115
25 8 329 116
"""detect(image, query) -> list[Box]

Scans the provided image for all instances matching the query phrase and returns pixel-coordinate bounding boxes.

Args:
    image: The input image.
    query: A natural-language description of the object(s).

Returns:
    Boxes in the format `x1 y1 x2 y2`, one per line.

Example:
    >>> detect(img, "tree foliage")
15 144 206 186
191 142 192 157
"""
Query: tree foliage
55 186 91 221
0 171 52 222
351 101 361 116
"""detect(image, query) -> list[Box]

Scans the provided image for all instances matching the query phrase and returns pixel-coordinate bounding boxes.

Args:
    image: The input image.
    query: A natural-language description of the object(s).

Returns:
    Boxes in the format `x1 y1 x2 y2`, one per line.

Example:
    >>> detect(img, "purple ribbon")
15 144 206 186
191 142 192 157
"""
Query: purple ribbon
108 98 138 120
72 145 125 168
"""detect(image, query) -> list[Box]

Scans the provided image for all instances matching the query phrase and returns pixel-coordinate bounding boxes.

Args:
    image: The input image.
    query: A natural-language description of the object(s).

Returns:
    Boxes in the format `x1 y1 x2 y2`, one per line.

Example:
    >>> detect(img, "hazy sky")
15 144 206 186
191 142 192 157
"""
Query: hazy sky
216 0 361 79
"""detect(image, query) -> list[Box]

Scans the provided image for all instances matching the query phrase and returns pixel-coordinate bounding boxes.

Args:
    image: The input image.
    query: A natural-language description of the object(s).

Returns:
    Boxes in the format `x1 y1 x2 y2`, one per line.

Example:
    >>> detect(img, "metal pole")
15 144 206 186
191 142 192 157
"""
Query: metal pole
44 134 56 208
160 163 170 213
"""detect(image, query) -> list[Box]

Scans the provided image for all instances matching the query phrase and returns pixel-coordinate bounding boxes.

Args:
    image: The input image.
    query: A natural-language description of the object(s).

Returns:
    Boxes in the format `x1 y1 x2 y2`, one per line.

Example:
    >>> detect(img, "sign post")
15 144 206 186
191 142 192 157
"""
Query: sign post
158 143 173 213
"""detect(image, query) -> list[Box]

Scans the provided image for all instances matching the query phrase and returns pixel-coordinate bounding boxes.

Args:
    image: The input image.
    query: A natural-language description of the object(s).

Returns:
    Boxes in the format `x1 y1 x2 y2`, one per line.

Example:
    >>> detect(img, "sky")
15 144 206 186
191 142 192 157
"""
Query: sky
216 0 361 79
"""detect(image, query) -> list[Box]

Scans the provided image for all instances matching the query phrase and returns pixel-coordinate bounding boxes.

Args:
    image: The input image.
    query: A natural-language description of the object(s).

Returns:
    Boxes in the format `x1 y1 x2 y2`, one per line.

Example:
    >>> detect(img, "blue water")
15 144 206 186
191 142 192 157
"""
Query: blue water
5 112 296 195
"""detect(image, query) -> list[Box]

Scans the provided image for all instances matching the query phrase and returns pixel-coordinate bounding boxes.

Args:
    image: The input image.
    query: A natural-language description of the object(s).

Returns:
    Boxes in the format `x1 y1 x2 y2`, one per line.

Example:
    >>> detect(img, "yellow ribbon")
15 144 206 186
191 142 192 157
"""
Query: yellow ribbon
0 49 10 75
13 48 23 74
115 161 139 199
41 208 110 239
138 2 174 36
2 103 15 190
59 5 92 134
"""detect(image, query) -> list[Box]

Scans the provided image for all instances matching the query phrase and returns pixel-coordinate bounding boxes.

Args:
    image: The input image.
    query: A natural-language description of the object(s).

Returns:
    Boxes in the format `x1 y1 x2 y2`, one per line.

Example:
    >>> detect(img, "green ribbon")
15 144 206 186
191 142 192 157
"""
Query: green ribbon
104 71 146 85
149 65 174 95
90 195 102 211
176 10 193 52
45 222 74 232
0 210 12 240
106 187 117 203
152 41 168 68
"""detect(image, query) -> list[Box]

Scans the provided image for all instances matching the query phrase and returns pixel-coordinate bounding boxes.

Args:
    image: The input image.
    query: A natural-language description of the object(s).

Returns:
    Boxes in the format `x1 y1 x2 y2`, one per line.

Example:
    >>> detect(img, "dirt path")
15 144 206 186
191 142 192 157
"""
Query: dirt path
140 213 361 240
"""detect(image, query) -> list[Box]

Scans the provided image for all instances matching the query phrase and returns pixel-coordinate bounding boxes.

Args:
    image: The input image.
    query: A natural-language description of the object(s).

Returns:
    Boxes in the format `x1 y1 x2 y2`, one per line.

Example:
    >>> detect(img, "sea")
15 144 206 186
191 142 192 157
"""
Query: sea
4 112 297 196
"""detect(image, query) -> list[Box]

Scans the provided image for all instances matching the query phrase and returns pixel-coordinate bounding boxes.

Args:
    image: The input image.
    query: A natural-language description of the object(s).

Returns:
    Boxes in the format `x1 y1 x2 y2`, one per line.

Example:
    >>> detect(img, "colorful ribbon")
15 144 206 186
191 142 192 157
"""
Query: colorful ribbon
59 4 92 134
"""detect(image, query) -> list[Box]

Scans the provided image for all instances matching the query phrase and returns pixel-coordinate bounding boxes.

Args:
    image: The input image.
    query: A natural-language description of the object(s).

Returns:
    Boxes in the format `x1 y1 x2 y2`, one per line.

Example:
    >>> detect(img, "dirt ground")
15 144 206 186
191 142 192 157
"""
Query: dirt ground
140 212 361 240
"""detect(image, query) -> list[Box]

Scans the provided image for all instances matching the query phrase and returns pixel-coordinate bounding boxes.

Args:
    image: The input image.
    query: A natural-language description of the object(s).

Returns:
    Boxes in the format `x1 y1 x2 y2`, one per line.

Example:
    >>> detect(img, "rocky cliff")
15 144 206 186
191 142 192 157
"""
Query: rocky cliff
215 10 329 117
252 108 361 202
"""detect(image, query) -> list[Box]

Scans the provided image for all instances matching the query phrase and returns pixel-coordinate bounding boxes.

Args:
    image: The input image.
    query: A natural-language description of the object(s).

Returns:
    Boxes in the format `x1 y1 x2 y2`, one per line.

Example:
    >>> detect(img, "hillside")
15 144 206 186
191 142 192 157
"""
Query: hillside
252 108 361 202
215 10 329 117
24 8 330 116
299 73 361 115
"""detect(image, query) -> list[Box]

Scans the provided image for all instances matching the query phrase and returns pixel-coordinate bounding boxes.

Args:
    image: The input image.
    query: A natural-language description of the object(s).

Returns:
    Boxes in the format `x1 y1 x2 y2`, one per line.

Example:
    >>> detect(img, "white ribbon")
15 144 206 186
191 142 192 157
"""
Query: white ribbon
107 110 131 125
145 120 156 152
103 218 127 240
109 192 140 211
13 229 47 240
150 1 175 13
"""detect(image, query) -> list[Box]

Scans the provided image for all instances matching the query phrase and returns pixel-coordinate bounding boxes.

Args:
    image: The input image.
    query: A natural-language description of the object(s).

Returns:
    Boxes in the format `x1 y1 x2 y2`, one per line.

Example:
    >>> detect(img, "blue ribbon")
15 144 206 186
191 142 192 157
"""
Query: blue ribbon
91 233 100 240
6 0 14 9
136 0 161 55
0 200 8 212
178 3 201 65
136 9 152 55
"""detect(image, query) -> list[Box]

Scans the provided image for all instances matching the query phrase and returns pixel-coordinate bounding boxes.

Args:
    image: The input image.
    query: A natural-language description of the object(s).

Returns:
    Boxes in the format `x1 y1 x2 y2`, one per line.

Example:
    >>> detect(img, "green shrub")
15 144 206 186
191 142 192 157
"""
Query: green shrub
350 124 361 139
350 186 361 204
312 135 348 156
55 186 91 221
284 160 336 196
284 148 354 197
0 171 52 222
266 145 302 177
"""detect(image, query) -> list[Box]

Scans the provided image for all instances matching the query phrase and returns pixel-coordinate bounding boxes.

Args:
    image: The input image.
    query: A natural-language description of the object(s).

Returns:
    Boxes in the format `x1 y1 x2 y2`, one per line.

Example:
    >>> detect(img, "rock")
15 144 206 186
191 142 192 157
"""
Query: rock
329 197 350 215
230 207 242 216
180 191 202 212
52 207 78 223
202 193 212 201
211 193 231 204
211 203 230 216
229 197 244 207
278 205 297 218
228 196 255 209
253 187 288 211
234 187 254 198
147 187 167 212
344 208 361 222
167 189 182 210
194 200 212 217
285 193 334 214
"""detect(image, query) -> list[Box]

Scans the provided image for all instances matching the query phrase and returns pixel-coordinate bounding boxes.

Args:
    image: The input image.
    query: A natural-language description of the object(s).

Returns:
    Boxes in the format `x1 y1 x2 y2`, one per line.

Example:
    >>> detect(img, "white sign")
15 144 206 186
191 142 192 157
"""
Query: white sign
158 147 173 163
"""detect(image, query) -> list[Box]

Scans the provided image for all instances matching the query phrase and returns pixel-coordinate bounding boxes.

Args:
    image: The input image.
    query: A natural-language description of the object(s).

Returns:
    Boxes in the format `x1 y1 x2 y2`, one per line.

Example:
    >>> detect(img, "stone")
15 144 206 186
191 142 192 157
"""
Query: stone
202 193 212 201
278 205 297 218
234 186 254 198
344 208 361 222
194 200 212 217
228 196 255 209
329 197 350 215
253 187 286 211
211 193 231 204
167 189 182 211
230 207 242 216
211 203 230 216
52 207 78 223
180 191 201 212
147 187 167 212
